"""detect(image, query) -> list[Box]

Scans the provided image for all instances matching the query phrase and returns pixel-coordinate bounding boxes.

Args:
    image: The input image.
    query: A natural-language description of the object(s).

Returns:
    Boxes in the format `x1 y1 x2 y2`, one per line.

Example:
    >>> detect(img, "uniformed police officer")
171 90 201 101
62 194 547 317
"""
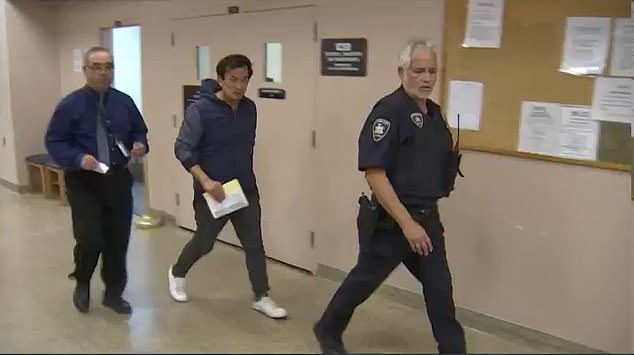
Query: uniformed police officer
45 46 149 315
313 39 466 354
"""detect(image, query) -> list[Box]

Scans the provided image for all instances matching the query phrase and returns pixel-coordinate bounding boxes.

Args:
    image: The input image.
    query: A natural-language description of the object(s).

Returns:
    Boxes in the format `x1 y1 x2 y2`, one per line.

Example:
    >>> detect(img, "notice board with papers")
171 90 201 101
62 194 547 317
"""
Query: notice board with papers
441 0 632 172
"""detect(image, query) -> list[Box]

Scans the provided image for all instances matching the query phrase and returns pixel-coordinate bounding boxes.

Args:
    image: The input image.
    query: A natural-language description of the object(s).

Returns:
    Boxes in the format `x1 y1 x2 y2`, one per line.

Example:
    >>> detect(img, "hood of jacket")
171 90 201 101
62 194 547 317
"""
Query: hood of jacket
199 78 222 99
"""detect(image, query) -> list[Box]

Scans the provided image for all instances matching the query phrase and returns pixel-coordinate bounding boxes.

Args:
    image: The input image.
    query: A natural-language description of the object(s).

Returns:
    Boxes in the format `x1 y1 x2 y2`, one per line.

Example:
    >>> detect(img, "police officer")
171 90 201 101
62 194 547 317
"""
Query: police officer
167 54 287 319
45 46 149 315
313 39 466 354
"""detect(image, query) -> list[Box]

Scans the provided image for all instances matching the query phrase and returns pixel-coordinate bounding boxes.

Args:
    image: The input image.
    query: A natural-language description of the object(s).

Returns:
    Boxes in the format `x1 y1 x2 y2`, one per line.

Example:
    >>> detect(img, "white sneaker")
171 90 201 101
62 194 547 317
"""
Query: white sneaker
168 266 188 302
252 296 287 319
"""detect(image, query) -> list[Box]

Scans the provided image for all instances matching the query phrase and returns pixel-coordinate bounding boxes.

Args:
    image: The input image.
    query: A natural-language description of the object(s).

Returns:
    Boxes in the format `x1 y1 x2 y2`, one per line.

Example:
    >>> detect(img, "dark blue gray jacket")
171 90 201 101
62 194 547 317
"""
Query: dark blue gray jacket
175 79 258 196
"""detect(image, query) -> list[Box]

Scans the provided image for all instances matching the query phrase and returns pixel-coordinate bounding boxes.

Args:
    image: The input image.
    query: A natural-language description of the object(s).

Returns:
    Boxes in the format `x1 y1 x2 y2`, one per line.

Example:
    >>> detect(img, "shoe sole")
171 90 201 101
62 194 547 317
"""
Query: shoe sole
73 303 89 313
313 323 348 354
73 291 90 313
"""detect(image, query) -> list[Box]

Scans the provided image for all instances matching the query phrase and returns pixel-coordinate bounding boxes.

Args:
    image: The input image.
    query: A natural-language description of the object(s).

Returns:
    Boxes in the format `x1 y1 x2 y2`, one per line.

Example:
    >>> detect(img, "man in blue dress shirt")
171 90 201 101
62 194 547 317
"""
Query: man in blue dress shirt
44 46 149 315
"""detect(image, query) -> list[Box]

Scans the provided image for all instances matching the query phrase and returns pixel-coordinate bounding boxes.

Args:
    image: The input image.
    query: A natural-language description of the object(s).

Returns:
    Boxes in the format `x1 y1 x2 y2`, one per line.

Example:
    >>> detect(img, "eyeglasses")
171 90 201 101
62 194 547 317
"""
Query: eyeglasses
86 63 114 72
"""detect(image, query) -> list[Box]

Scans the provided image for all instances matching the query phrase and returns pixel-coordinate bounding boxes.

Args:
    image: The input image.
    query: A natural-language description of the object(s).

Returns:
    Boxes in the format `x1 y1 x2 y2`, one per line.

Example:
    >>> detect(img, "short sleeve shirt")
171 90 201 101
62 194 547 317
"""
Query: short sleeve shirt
358 86 453 207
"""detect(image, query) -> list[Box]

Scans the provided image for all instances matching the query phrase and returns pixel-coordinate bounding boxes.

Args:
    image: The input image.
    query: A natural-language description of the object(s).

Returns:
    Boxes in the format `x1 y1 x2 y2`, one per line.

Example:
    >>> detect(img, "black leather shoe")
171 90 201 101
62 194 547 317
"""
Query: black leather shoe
102 296 132 315
313 321 348 354
73 282 90 313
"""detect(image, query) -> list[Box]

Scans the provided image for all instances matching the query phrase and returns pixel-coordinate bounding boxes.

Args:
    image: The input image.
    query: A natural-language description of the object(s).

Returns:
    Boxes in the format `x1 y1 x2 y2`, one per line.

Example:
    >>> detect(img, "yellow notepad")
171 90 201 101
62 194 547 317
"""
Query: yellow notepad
203 179 249 219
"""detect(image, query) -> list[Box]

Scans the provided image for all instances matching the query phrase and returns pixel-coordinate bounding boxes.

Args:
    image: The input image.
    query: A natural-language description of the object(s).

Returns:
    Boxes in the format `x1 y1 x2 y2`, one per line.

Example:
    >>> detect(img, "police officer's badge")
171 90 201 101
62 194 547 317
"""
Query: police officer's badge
410 113 424 128
372 118 390 142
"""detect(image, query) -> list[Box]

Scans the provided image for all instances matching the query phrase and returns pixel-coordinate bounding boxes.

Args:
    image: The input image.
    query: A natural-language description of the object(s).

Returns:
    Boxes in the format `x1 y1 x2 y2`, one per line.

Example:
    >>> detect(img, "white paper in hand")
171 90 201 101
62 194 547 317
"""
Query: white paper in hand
203 179 249 219
92 162 110 174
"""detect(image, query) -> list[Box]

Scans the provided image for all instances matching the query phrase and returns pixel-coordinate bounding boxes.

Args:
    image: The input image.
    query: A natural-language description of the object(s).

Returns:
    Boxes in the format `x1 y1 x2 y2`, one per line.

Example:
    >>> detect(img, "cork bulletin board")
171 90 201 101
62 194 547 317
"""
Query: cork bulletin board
441 0 632 173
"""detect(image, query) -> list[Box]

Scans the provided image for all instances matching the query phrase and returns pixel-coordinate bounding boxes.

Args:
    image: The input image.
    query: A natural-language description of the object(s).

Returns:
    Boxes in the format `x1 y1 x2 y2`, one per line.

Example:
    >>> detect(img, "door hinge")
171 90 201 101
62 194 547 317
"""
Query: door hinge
175 192 180 206
310 231 315 248
312 21 318 42
170 32 175 47
311 130 316 148
172 114 177 128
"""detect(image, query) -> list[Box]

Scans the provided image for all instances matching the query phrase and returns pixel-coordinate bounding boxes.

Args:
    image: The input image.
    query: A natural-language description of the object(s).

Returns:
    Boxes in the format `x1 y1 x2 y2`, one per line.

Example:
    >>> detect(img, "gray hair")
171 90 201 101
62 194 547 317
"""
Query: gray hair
83 46 112 67
398 38 436 70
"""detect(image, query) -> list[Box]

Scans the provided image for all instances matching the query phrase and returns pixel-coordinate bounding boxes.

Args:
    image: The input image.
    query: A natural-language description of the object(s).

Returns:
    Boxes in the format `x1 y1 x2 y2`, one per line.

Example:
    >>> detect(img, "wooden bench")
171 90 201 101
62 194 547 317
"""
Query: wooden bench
25 153 67 205
45 162 67 205
25 153 51 195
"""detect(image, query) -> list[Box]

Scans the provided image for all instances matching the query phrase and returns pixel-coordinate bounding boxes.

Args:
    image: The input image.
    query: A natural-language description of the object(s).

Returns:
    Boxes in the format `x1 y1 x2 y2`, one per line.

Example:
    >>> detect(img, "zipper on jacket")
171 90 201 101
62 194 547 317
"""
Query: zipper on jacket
232 104 240 180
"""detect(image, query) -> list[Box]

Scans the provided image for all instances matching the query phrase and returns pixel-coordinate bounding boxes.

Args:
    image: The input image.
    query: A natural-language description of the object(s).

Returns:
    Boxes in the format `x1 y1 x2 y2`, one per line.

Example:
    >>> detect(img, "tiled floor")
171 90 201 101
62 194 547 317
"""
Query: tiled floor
0 186 573 353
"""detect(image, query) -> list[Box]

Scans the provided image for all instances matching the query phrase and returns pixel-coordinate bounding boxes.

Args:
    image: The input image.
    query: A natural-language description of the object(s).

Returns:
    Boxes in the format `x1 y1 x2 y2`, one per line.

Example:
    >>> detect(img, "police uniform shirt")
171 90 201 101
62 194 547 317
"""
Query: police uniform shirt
358 86 453 208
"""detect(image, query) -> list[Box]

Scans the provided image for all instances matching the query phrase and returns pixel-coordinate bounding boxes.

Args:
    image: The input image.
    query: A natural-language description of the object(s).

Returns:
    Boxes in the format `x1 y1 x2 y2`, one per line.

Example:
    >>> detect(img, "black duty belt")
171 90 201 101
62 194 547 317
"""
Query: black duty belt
409 203 438 218
377 201 438 230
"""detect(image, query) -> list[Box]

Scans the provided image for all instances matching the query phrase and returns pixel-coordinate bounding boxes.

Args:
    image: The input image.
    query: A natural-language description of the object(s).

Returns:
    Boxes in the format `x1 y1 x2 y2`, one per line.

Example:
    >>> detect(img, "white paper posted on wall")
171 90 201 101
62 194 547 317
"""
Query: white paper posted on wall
517 102 599 161
559 17 611 76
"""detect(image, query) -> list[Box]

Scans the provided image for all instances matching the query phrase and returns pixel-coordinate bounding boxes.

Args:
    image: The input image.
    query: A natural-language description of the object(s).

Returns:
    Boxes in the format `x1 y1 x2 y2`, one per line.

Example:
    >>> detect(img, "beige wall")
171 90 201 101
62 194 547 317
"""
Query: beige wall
0 0 60 186
0 0 18 185
6 0 60 184
4 0 631 352
444 152 631 352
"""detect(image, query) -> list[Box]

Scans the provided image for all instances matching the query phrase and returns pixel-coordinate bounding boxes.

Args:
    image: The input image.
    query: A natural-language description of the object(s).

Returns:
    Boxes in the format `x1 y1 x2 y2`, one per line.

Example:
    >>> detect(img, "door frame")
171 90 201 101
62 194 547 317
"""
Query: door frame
170 6 319 273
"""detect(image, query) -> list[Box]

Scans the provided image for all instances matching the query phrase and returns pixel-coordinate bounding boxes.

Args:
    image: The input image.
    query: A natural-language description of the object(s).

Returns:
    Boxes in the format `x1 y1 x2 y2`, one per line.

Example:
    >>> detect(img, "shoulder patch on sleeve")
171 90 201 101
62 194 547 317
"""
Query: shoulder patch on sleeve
372 118 391 142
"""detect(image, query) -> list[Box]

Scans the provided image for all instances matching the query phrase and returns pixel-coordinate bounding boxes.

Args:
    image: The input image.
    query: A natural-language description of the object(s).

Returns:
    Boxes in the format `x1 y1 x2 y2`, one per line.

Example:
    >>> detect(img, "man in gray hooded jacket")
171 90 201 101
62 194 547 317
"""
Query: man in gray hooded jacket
167 54 287 319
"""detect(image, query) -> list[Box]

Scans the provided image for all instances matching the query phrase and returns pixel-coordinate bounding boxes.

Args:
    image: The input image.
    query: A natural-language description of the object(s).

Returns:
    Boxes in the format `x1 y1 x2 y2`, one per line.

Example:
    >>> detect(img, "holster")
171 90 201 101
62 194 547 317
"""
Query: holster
442 113 466 197
357 192 378 251
444 148 464 196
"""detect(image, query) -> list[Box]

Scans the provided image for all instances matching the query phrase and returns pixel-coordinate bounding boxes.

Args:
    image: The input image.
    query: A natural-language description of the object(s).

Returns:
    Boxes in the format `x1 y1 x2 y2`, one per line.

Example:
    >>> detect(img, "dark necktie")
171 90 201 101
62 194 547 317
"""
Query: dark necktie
96 93 110 166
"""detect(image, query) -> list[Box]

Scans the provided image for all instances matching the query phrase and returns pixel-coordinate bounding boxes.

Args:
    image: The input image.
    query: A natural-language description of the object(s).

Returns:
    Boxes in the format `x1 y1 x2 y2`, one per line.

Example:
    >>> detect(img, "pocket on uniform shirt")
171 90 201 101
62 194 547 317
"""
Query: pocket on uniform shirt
399 126 415 146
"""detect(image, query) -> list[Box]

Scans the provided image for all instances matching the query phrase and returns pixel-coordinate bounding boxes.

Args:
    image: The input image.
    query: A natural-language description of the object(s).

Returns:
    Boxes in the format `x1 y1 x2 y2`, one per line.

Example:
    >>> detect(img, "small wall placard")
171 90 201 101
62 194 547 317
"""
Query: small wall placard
320 38 367 77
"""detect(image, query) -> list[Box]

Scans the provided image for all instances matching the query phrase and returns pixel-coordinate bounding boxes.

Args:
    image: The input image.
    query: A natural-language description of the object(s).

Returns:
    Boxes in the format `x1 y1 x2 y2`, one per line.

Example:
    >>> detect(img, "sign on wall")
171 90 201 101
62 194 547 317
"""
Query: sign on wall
320 38 367 77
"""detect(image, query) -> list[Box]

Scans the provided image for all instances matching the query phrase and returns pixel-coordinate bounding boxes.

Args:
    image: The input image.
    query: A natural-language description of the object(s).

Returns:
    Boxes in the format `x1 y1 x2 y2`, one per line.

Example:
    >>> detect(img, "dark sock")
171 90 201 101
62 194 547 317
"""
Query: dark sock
172 265 186 278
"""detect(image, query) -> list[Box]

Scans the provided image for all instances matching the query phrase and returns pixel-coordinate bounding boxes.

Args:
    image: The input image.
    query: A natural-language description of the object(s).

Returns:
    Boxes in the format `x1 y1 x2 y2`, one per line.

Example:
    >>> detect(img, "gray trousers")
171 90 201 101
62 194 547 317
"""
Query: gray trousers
172 192 270 297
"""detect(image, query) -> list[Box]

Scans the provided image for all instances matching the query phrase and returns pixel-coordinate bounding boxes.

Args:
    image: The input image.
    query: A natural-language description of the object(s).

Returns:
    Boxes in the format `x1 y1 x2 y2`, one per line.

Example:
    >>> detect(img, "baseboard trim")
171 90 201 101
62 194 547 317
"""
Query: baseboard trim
316 263 601 353
0 177 28 193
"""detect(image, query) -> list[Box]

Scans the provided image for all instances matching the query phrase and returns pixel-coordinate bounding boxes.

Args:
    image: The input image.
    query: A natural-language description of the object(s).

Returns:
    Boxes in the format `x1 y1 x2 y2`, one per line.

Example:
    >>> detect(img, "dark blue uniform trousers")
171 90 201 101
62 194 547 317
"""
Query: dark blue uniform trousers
317 208 467 354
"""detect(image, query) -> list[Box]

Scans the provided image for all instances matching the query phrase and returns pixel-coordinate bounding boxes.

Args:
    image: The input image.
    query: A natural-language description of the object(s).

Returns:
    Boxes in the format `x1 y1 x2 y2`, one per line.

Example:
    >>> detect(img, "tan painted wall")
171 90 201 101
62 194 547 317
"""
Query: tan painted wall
2 0 631 352
444 151 631 352
0 0 17 184
5 0 60 184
